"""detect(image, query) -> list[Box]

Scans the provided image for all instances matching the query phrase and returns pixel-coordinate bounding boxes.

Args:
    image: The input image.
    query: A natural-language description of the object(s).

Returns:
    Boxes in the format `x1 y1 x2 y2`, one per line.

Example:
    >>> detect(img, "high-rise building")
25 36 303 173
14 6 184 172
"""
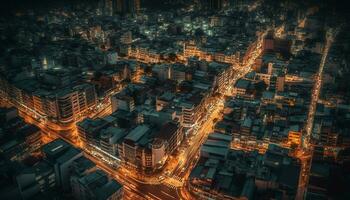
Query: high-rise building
119 125 165 171
115 0 140 15
276 75 285 92
100 0 140 16
200 0 224 11
111 94 135 112
120 31 132 44
99 0 113 16
228 0 244 9
154 122 184 154
263 31 275 53
55 84 97 123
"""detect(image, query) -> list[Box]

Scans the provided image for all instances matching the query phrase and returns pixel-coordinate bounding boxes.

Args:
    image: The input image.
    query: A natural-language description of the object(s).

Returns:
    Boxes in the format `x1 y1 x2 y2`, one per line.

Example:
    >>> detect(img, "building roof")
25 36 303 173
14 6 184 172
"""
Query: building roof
77 118 109 131
278 164 300 189
16 124 40 138
22 160 53 175
95 180 123 200
56 147 82 164
201 145 228 159
204 140 230 148
235 79 250 89
242 117 252 128
42 139 81 164
72 156 96 175
262 91 275 100
240 178 255 199
208 133 232 143
206 167 216 179
42 139 70 158
78 169 123 200
100 127 126 143
79 170 108 189
154 122 178 141
189 165 204 179
125 125 150 142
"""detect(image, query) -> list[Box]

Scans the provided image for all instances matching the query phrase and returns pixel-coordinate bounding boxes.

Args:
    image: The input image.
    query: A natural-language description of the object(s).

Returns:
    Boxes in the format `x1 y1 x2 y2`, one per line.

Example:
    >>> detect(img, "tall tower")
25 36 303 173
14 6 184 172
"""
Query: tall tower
100 0 113 16
115 0 140 15
200 0 224 11
116 0 125 14
99 0 140 16
131 0 141 14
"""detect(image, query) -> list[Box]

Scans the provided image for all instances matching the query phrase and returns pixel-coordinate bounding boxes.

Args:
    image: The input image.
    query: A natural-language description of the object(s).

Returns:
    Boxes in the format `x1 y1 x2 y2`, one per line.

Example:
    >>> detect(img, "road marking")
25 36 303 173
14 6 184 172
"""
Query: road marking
124 185 131 190
147 193 162 200
164 183 177 189
161 191 176 199
129 184 137 189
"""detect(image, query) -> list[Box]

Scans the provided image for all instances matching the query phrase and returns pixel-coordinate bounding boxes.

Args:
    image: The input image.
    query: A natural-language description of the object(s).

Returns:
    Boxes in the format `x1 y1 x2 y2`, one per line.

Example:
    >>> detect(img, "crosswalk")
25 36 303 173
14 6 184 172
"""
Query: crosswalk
163 175 185 189
172 175 183 182
164 182 178 189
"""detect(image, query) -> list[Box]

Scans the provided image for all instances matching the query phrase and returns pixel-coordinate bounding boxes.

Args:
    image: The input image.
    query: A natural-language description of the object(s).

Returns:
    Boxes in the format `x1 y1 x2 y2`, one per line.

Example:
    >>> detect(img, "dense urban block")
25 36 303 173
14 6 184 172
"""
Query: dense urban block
0 0 349 199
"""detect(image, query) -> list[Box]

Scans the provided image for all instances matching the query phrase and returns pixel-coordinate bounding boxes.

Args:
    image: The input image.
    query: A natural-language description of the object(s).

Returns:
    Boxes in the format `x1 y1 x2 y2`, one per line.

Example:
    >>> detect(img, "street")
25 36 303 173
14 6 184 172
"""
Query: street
2 28 266 200
296 27 339 199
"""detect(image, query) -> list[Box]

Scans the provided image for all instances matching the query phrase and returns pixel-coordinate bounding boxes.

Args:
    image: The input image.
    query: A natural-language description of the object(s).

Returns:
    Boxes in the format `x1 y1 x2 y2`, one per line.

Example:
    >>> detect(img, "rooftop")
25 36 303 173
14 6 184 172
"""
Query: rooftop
42 139 82 164
125 125 150 143
235 79 250 89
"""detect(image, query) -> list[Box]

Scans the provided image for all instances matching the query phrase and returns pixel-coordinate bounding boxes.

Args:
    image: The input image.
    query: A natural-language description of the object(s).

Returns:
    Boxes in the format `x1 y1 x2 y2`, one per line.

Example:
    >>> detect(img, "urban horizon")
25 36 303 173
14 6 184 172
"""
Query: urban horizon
0 0 349 200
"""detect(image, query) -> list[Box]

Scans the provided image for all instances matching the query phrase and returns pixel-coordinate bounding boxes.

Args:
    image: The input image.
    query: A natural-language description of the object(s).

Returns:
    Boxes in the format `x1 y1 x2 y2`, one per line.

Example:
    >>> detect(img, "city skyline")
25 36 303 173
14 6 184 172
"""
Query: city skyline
0 0 349 200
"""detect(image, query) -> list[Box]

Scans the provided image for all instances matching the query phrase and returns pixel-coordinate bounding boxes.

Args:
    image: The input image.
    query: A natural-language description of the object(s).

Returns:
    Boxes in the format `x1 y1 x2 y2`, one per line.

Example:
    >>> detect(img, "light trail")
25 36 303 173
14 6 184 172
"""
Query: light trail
297 27 340 199
1 28 268 200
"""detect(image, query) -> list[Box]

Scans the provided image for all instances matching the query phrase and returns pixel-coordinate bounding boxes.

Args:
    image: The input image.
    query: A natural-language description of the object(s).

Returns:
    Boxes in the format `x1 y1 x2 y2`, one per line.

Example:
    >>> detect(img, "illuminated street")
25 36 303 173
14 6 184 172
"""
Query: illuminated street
297 27 340 199
0 1 349 200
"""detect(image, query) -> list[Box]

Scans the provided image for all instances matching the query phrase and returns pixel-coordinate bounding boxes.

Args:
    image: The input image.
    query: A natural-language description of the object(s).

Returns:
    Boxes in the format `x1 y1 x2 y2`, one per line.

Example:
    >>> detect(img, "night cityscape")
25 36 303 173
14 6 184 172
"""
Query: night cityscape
0 0 349 199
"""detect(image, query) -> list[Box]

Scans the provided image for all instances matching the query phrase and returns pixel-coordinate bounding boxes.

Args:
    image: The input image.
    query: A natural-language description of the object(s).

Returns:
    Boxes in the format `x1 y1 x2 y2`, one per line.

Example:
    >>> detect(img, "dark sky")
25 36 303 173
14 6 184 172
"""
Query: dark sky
0 0 98 15
0 0 348 18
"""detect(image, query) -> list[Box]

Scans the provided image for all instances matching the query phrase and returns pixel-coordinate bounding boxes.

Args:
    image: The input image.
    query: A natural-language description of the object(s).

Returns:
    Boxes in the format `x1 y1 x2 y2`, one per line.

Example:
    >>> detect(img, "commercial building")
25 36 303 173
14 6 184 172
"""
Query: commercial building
41 139 83 191
71 170 123 200
190 143 301 199
0 108 42 161
199 0 225 11
77 117 111 146
16 124 42 153
180 91 207 128
119 125 152 170
115 0 140 15
232 79 251 96
111 94 135 113
154 122 184 155
16 161 56 200
0 75 97 124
